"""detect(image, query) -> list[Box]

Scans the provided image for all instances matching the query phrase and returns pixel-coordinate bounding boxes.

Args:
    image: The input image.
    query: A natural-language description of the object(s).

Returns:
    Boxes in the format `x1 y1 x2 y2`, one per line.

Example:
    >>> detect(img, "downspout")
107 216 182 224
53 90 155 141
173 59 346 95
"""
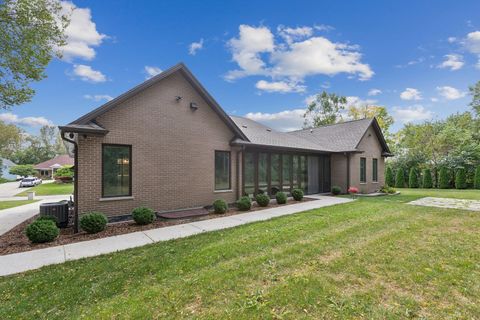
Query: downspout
346 153 350 192
61 132 79 233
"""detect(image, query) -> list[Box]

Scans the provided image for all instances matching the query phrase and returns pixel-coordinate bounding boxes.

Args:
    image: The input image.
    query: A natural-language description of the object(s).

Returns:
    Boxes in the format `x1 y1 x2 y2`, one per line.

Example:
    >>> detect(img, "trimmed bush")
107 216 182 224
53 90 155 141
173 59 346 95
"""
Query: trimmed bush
132 207 155 225
331 186 341 195
25 220 59 243
255 193 270 207
291 188 304 201
80 212 107 234
455 167 467 189
236 196 251 211
276 191 287 204
438 167 450 189
422 169 433 188
37 215 58 224
385 166 395 187
408 168 419 188
475 167 480 189
380 186 396 194
395 168 405 188
213 199 228 214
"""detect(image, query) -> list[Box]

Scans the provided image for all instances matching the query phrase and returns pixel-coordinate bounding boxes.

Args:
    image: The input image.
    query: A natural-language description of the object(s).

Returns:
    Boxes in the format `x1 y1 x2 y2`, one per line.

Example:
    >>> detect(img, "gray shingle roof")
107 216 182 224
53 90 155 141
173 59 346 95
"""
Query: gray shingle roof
231 116 389 154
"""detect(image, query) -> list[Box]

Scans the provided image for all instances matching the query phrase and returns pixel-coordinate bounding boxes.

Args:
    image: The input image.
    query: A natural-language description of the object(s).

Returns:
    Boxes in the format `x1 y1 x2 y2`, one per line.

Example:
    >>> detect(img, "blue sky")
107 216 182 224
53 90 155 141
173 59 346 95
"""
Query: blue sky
2 0 480 134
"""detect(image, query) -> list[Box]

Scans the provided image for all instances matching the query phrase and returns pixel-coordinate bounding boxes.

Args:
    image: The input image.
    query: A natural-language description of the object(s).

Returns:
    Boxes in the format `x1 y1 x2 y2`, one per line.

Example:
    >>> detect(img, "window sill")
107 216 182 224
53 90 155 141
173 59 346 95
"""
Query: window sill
99 196 134 202
214 189 233 193
372 181 379 184
360 182 367 185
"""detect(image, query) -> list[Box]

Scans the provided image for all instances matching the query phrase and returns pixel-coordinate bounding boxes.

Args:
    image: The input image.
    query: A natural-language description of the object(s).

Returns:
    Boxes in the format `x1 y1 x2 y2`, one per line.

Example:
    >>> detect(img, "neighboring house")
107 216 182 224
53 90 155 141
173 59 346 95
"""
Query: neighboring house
60 63 391 217
1 158 18 180
34 155 74 179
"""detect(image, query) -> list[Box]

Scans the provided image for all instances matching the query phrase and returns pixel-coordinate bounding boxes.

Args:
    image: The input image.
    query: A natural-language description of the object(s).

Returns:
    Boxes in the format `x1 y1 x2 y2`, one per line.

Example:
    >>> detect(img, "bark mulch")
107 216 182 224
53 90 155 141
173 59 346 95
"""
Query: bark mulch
0 198 313 255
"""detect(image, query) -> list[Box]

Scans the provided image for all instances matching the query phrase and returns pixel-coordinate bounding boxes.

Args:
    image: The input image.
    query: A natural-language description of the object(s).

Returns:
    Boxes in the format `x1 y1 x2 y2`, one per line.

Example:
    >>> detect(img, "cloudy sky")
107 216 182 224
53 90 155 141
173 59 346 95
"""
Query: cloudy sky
3 0 480 133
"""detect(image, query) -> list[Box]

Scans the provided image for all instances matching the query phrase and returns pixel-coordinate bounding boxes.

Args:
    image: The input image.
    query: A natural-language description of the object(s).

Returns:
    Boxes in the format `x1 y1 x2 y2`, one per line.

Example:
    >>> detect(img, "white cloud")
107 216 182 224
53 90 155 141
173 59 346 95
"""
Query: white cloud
83 94 113 102
59 1 107 61
436 86 466 100
245 109 305 131
437 54 464 71
72 64 106 82
400 88 422 101
0 113 53 127
189 39 204 55
465 31 480 54
447 37 457 43
393 105 433 124
368 88 382 96
144 66 162 79
346 96 377 107
314 24 334 32
431 97 438 102
225 24 373 86
255 80 305 93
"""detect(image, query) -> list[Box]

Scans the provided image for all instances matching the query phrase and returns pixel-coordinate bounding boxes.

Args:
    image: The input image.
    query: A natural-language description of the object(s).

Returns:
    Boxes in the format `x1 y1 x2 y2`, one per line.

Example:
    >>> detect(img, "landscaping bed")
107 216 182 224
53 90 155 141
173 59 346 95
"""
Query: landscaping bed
0 197 313 255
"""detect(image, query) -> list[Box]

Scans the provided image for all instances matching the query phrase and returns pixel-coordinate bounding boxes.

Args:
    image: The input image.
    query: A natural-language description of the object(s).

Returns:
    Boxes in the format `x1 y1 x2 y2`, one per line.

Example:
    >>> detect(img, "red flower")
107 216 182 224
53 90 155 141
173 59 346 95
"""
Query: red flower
348 186 359 194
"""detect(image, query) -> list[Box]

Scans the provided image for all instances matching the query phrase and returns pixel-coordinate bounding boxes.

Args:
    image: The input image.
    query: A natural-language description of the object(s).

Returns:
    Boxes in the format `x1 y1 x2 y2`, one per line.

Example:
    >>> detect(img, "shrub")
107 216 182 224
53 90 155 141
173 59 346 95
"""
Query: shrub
37 215 58 224
422 169 433 188
255 193 270 207
291 188 304 201
80 212 107 234
395 168 405 188
276 191 287 204
331 186 341 195
385 166 394 187
455 167 467 189
475 167 480 189
25 220 59 243
438 167 450 189
408 168 419 188
132 207 155 225
213 199 228 214
236 196 251 211
54 166 74 179
380 186 396 194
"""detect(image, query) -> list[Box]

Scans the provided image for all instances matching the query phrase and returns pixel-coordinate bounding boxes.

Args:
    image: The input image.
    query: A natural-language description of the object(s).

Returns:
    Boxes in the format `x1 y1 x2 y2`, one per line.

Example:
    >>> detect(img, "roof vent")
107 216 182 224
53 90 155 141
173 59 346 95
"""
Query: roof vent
175 96 183 101
266 128 271 132
190 102 198 111
310 129 313 133
242 125 247 128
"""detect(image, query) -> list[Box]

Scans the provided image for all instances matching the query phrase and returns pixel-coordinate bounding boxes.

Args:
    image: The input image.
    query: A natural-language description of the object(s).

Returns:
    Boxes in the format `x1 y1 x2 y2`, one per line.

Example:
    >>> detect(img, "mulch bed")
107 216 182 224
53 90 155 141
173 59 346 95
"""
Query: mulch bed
0 198 313 256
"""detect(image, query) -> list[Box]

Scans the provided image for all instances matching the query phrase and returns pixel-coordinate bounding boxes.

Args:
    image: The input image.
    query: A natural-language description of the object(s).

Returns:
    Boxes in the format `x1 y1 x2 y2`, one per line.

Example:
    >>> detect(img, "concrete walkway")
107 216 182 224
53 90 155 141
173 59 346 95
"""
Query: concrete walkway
409 197 480 212
0 195 70 236
0 195 352 277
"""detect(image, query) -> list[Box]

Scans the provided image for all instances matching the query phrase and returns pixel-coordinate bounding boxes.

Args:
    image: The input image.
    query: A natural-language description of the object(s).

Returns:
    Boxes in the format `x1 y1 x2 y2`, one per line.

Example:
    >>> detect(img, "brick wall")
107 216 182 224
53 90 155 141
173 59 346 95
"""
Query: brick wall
77 72 240 217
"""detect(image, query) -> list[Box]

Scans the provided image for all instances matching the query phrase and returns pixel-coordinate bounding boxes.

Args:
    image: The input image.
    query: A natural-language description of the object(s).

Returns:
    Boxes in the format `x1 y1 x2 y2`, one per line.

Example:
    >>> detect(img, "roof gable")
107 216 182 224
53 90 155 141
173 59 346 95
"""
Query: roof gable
34 155 73 169
65 63 248 141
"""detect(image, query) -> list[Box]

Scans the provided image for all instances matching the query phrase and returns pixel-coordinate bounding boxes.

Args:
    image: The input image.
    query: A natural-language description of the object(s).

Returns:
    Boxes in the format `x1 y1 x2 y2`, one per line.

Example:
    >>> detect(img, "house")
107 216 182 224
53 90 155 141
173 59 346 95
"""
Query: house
34 155 74 179
59 63 391 217
1 158 18 180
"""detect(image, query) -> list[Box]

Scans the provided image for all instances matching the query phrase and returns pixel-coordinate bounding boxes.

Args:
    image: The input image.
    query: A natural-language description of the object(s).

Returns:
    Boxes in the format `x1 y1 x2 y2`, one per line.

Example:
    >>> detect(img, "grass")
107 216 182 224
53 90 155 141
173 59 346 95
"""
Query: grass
0 189 479 319
15 182 73 196
0 200 38 211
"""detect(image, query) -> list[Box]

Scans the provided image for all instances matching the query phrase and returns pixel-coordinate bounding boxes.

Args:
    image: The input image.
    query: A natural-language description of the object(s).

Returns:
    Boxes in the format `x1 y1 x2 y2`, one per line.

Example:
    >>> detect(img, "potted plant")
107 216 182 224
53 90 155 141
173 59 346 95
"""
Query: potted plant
348 186 359 199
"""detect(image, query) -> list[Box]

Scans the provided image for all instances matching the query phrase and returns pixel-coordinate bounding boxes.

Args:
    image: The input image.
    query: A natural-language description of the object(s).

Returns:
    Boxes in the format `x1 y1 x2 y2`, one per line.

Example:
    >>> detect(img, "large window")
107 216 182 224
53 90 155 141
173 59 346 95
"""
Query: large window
102 144 131 197
372 158 378 182
360 157 366 183
215 151 231 190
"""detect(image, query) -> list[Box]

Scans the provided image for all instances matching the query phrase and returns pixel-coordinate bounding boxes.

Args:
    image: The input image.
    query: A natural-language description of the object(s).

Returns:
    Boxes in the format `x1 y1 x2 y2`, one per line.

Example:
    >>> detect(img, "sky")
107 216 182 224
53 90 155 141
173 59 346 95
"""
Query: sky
2 0 480 134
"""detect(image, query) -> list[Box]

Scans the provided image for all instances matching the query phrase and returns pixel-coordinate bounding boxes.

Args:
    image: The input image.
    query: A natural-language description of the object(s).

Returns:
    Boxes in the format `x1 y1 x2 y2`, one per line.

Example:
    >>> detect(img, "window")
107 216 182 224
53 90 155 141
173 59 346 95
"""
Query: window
372 158 378 182
215 151 230 190
102 144 131 197
360 157 366 183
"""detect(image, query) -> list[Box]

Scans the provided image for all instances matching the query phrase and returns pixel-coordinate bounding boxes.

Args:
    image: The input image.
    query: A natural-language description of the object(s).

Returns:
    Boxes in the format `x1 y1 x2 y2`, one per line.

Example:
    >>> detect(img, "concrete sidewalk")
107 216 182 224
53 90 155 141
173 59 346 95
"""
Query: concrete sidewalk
0 195 70 236
0 196 353 277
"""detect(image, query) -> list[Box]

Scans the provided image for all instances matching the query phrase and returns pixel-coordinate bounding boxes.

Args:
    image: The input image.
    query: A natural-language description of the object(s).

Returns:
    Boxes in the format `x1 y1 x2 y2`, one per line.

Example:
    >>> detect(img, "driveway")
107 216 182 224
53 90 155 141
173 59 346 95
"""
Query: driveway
0 181 29 198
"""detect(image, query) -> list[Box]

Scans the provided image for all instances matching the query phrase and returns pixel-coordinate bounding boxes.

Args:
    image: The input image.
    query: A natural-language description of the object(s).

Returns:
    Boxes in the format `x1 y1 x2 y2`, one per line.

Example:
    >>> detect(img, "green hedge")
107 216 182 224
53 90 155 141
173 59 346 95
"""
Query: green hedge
408 168 419 188
455 167 467 189
475 167 480 189
395 168 405 188
132 207 155 225
213 199 228 214
422 169 433 188
80 212 107 234
385 166 395 187
438 167 450 189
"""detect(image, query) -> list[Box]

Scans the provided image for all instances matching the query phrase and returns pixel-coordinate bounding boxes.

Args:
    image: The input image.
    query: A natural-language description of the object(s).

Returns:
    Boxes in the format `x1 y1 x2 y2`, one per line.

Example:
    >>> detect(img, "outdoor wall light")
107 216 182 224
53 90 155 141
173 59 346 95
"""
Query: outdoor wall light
190 102 199 110
175 96 183 101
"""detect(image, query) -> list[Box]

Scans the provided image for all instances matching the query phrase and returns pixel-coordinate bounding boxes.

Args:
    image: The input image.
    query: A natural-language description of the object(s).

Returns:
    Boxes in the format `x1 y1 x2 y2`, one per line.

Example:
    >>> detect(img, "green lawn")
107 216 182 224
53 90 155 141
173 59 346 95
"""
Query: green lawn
0 200 38 210
1 189 479 319
15 182 73 196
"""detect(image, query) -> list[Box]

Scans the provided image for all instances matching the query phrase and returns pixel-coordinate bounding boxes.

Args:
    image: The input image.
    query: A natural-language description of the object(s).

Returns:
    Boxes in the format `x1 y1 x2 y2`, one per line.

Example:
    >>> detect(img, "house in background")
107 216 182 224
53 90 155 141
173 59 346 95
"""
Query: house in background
60 63 391 218
34 155 74 179
1 158 18 180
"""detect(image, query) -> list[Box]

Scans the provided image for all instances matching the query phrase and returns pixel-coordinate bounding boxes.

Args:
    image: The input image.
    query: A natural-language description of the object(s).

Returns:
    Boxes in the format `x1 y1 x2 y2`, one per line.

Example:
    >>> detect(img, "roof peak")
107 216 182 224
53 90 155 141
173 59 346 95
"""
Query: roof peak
289 117 373 133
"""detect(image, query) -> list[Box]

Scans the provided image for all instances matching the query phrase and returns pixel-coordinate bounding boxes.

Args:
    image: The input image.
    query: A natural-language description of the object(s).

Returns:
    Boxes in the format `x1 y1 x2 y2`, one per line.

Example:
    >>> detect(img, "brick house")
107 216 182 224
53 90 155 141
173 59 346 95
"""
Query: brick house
60 63 391 217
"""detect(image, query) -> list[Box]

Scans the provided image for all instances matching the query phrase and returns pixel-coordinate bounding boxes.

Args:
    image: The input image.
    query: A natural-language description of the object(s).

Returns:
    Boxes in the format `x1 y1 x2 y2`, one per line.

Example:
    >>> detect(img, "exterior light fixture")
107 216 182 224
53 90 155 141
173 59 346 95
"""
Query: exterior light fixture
175 96 182 101
190 102 199 110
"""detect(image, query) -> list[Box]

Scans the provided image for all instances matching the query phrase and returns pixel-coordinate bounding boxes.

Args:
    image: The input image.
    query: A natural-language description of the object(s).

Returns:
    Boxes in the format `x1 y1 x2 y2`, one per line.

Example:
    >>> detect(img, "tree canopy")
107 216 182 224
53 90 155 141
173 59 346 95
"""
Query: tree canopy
0 0 70 109
303 91 347 127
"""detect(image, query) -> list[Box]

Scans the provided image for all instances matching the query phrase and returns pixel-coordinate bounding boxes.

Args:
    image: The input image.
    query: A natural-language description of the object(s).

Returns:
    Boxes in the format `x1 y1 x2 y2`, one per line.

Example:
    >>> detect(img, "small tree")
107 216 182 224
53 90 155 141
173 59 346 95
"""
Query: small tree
455 167 467 189
9 164 36 177
395 168 405 188
54 165 73 178
438 167 450 189
474 167 480 189
408 167 419 188
422 168 433 188
385 166 395 187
